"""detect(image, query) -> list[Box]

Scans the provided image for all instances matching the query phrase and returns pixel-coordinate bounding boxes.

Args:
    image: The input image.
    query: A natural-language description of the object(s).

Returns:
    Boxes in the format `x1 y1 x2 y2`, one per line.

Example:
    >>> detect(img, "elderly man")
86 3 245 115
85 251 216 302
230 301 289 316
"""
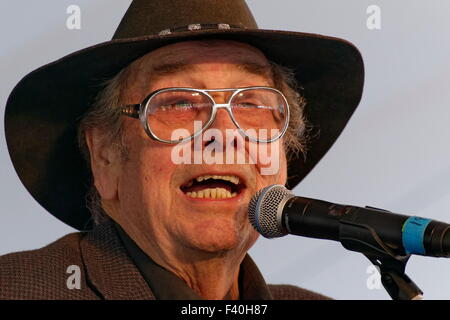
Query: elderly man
1 0 363 300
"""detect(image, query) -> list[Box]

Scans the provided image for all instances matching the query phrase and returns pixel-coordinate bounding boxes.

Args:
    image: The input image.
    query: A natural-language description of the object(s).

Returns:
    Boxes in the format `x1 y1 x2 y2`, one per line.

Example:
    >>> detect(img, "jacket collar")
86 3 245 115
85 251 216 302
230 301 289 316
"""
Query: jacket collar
80 221 155 299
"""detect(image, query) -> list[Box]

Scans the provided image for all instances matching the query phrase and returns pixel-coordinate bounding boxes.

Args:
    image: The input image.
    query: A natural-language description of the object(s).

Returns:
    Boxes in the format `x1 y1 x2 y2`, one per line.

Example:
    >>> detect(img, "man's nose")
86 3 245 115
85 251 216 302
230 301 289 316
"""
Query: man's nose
199 92 241 150
207 91 237 132
209 108 236 132
200 107 240 153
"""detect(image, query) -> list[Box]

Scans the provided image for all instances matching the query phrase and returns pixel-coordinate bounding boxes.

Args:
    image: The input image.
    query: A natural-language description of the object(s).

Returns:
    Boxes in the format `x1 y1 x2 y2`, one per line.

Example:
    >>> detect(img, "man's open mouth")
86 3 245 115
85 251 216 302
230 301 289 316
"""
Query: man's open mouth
180 174 245 199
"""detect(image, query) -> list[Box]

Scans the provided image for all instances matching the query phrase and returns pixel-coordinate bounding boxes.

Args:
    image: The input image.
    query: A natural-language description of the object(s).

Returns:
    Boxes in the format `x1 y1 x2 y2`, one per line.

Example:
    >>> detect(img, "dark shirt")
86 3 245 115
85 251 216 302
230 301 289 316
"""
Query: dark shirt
115 224 273 300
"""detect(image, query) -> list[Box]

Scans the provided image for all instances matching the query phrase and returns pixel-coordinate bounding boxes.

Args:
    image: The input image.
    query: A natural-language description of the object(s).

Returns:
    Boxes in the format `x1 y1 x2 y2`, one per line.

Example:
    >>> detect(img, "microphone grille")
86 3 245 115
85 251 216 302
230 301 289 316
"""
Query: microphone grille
248 184 293 238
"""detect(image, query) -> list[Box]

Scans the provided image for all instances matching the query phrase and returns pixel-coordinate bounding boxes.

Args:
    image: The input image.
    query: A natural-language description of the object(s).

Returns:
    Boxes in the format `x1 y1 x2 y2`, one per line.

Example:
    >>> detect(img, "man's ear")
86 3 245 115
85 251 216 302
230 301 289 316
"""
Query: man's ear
277 139 288 186
85 128 121 200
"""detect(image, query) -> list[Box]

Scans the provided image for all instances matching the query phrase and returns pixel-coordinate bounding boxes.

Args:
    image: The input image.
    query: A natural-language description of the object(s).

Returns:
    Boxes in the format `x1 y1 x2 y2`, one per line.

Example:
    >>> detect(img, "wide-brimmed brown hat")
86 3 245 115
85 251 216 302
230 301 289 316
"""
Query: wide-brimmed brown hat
4 0 364 231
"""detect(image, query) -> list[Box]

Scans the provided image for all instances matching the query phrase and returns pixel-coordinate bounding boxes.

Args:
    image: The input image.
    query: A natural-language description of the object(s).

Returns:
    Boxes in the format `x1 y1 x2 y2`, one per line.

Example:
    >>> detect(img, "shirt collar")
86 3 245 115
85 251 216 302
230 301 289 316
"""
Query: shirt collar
115 223 273 300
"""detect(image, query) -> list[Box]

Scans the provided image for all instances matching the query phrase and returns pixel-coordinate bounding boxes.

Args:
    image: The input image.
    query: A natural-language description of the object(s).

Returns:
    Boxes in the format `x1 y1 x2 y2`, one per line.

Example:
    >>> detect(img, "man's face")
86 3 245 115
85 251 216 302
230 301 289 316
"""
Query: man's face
95 40 287 257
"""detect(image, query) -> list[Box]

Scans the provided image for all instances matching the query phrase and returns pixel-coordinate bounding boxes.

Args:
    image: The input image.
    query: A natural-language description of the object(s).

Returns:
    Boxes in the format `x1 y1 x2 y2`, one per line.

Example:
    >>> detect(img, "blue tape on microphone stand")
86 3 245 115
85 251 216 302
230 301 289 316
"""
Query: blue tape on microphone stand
402 216 432 255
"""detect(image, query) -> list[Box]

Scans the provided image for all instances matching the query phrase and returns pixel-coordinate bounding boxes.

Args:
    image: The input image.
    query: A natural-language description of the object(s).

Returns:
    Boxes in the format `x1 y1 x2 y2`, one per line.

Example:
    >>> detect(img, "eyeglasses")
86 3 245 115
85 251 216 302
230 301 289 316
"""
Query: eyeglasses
120 87 290 144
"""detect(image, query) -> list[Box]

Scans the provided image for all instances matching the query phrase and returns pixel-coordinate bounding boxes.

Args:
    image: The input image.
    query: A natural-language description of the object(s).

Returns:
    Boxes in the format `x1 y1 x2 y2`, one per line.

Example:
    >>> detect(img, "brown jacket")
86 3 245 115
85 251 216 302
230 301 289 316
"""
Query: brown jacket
0 222 328 300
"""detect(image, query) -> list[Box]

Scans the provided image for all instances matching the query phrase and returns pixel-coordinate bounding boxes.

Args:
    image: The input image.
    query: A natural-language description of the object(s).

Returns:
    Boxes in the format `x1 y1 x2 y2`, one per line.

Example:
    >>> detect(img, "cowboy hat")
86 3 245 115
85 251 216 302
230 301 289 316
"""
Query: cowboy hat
4 0 364 230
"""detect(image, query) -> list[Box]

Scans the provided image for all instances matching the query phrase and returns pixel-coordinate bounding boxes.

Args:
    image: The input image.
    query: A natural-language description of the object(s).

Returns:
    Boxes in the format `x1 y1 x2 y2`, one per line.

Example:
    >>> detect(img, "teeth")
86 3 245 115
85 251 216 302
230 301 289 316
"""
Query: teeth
194 175 240 185
186 188 236 199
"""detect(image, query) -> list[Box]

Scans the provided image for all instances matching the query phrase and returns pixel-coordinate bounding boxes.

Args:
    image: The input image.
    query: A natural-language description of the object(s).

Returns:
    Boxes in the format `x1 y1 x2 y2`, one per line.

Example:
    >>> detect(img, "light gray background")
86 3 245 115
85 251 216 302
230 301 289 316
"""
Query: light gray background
1 1 449 300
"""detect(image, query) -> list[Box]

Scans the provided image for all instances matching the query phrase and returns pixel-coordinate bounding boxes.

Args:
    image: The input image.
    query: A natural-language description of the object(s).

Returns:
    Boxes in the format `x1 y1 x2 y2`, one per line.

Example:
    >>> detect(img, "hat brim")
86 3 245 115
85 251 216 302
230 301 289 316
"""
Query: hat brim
4 28 364 231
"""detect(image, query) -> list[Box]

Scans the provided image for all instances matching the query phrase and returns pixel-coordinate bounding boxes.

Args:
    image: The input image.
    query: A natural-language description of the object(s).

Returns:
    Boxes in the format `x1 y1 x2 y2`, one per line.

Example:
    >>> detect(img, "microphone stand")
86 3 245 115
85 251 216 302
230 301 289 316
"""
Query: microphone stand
365 254 423 300
339 206 423 300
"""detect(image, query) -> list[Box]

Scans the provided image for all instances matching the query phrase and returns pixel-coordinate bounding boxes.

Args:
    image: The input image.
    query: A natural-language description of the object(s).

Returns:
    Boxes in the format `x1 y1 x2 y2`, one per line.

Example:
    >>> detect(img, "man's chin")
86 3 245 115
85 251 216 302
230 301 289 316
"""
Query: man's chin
181 220 252 254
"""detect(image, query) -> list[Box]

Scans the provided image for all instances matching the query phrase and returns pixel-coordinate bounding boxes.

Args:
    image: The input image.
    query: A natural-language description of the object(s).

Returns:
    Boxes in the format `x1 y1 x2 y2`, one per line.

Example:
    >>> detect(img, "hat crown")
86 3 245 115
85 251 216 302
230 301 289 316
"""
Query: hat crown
113 0 258 39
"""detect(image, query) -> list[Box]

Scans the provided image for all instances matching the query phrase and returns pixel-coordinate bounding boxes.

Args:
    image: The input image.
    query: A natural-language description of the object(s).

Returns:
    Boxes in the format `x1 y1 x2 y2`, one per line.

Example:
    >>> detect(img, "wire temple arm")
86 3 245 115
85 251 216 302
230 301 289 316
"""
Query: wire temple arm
121 104 140 119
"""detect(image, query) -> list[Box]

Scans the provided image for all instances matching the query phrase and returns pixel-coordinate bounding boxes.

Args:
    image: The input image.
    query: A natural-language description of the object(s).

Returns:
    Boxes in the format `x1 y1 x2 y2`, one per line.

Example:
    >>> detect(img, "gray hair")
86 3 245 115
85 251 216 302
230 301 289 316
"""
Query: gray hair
77 61 310 225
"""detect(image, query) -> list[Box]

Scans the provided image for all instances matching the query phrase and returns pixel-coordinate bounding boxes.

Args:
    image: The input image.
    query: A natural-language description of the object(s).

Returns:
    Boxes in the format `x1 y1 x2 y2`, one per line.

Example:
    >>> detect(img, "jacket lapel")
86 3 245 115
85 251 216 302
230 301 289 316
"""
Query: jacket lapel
80 221 155 300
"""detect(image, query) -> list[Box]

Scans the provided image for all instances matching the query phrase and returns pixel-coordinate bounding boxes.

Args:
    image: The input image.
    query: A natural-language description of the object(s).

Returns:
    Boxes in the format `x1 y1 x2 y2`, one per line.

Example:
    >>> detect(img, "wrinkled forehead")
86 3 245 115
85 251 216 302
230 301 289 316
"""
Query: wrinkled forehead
145 40 270 66
122 40 273 97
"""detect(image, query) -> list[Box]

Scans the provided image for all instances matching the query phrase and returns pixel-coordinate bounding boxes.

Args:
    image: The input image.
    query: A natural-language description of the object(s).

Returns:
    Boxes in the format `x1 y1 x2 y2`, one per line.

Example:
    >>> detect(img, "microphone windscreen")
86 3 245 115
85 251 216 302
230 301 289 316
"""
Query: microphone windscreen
248 184 293 238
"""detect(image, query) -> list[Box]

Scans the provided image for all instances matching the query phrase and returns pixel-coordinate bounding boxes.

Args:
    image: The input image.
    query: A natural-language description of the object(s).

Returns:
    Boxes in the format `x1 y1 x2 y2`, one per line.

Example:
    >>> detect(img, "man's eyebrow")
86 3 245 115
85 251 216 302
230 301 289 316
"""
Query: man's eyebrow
148 61 272 81
237 62 272 78
151 62 195 77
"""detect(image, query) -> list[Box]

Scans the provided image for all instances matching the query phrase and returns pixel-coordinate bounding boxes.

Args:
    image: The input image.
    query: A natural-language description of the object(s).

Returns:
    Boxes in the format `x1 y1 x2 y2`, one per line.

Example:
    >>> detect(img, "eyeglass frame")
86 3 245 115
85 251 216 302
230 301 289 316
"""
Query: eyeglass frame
120 86 291 144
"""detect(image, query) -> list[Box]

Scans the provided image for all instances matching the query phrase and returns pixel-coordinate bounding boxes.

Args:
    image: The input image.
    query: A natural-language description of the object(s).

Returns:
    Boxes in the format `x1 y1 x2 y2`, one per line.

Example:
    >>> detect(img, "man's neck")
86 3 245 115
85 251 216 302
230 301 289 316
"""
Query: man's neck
148 242 243 300
124 224 245 300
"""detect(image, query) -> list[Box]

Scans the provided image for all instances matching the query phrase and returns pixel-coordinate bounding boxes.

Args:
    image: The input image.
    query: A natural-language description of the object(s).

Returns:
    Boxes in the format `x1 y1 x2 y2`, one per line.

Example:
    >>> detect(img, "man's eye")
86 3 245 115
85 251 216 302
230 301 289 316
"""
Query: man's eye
236 102 256 107
160 101 194 111
234 103 274 110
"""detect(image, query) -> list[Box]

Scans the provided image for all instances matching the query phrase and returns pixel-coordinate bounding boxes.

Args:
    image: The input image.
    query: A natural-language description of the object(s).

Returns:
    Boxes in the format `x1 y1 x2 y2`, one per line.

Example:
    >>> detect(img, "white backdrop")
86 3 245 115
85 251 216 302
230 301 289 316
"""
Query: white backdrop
1 1 449 300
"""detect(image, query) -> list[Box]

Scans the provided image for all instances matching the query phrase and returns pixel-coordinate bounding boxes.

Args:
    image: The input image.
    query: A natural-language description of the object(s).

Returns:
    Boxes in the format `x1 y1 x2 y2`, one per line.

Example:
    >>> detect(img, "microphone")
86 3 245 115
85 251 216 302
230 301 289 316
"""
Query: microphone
248 184 450 258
